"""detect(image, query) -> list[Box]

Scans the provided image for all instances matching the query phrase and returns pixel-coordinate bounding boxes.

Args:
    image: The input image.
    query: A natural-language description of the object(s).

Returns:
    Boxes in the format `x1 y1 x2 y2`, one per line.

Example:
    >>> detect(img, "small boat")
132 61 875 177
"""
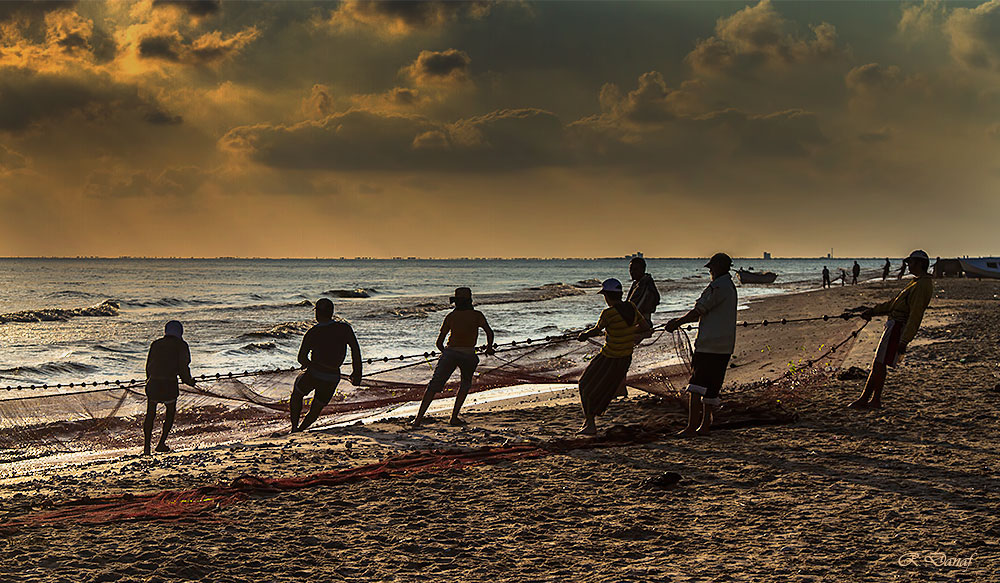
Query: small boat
736 268 777 284
959 257 1000 279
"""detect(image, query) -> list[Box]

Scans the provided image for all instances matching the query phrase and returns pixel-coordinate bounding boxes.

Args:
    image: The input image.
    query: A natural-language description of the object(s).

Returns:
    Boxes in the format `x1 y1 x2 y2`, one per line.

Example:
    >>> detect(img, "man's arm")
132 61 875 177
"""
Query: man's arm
297 331 312 369
436 318 450 352
481 316 496 355
665 307 700 332
348 328 363 386
179 343 196 387
578 312 606 341
900 282 933 347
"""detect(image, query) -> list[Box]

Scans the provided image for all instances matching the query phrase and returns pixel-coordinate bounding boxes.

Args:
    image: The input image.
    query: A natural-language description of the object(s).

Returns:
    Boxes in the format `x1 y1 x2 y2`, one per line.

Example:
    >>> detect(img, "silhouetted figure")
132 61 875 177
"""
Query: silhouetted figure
143 320 196 455
626 257 660 331
413 288 495 427
291 298 362 432
882 258 891 281
850 251 933 410
576 278 650 435
897 259 907 279
822 266 831 288
852 261 861 285
666 253 737 436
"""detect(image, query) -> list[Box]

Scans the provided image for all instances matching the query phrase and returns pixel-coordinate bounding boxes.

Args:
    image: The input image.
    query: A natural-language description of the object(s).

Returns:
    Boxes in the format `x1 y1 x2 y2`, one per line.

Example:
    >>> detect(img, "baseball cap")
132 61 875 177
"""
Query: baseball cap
450 287 472 303
905 250 929 262
598 278 623 294
704 252 733 269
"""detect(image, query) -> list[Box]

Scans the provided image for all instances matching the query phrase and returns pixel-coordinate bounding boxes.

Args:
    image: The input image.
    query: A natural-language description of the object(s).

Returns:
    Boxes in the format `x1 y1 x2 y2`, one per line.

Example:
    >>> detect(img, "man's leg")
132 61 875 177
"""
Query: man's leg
678 392 703 436
850 361 886 409
449 355 478 425
298 388 334 432
290 390 304 432
155 402 176 452
413 353 459 427
143 400 157 456
867 363 888 409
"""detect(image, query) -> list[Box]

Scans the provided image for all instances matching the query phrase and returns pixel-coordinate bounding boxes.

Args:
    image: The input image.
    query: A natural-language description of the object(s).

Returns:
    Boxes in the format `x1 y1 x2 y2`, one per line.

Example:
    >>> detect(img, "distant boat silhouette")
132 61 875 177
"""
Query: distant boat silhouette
736 267 777 284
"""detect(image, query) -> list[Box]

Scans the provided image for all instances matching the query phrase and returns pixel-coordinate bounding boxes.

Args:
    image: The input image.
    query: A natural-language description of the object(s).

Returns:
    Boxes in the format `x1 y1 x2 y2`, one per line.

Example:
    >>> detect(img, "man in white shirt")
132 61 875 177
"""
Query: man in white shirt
665 253 738 436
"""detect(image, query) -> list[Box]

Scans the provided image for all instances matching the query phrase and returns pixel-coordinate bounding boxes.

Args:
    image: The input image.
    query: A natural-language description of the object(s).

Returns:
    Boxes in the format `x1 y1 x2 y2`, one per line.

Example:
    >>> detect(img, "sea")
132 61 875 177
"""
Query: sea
0 257 892 390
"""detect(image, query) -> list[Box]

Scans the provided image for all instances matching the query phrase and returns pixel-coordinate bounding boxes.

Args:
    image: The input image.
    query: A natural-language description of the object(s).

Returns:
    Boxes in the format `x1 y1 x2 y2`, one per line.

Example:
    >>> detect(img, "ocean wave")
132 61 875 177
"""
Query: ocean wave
45 290 101 300
239 341 278 353
0 361 99 378
326 288 378 299
240 320 314 339
574 278 602 288
121 297 213 308
0 300 120 325
363 283 587 319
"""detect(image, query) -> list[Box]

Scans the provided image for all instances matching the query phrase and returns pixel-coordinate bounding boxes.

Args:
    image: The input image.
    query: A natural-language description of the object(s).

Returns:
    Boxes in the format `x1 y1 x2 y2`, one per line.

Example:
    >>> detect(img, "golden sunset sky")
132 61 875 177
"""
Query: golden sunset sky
0 0 997 258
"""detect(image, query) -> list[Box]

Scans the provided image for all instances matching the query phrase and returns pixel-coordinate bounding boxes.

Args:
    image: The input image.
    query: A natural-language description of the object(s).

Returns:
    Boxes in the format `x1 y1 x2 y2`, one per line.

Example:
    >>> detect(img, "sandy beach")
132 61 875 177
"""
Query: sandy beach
1 277 998 582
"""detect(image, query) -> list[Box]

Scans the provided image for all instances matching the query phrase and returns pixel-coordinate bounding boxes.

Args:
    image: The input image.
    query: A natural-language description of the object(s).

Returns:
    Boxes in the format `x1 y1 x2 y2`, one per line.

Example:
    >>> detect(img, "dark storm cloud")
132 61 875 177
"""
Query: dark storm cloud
413 49 470 78
139 35 183 62
152 0 222 17
327 1 492 35
0 1 76 21
0 67 179 132
137 28 260 65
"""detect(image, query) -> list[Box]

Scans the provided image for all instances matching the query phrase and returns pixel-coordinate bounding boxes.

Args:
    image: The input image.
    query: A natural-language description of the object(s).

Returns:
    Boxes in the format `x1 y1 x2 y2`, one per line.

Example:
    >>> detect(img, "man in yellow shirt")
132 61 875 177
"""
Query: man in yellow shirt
850 250 933 410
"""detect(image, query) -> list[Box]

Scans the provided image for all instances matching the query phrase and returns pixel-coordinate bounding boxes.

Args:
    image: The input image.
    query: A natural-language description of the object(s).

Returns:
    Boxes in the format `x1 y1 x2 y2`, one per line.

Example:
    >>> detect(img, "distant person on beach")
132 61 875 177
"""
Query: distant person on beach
412 287 495 427
852 261 861 285
576 278 650 435
291 298 362 432
850 250 933 410
665 253 737 436
882 258 891 281
627 257 660 330
840 268 848 286
897 259 907 279
143 320 196 455
822 266 831 288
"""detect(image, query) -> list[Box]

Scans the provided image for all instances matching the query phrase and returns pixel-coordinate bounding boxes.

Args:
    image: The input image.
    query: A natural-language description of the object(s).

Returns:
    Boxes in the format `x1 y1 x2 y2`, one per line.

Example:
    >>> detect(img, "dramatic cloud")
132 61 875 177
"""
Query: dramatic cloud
324 1 491 37
137 27 260 66
402 49 472 86
946 0 1000 70
686 0 842 77
151 0 221 18
0 1 76 22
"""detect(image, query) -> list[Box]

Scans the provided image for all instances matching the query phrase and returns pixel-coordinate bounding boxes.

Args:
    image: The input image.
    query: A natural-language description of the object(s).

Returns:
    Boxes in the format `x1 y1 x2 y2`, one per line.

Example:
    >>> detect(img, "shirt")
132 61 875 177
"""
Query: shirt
443 309 489 348
594 301 644 358
298 320 359 381
626 273 660 318
872 275 933 345
694 272 738 355
145 335 194 385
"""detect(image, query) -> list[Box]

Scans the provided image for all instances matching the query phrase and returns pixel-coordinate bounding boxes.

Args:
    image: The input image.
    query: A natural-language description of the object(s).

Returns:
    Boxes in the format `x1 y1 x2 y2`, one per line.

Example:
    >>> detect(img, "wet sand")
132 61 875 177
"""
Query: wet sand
1 278 998 581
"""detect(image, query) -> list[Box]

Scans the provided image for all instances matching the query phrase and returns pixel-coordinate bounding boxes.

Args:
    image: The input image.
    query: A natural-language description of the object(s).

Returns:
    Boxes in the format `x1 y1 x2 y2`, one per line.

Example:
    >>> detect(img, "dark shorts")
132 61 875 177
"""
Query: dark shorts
145 378 179 404
294 371 340 401
427 349 480 394
686 352 731 405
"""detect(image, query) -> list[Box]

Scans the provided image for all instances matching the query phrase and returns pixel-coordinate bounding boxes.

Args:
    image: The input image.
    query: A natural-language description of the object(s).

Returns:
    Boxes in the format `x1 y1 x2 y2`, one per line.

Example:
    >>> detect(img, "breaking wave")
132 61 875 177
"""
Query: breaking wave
0 300 120 325
325 288 378 299
0 361 99 379
240 321 314 340
239 341 278 353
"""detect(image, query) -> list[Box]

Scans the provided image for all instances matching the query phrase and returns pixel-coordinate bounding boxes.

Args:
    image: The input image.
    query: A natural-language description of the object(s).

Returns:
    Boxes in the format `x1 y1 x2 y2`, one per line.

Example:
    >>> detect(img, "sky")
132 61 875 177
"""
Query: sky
0 0 998 259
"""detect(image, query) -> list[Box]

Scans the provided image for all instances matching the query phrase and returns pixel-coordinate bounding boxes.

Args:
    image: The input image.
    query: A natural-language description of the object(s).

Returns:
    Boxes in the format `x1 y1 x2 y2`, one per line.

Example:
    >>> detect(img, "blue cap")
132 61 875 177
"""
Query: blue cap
165 321 183 338
598 278 623 294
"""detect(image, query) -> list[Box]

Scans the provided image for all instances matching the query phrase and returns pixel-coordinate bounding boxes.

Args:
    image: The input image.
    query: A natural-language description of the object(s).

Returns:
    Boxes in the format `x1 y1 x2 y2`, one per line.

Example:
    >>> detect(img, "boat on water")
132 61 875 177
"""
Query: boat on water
736 268 778 284
958 257 1000 279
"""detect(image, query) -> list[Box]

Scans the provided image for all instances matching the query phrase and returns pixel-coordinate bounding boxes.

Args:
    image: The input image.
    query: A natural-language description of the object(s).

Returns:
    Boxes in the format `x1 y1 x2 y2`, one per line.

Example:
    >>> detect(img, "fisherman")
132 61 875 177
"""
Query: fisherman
897 258 907 279
665 253 737 436
291 298 362 432
849 250 933 410
576 278 650 435
626 257 660 332
822 266 831 289
840 268 848 286
412 287 495 427
852 261 861 285
143 320 196 455
882 258 891 281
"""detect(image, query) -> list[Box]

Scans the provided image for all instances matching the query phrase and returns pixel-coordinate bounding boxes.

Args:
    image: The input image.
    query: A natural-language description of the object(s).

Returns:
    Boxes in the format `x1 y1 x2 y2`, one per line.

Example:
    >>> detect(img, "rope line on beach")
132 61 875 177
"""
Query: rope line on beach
0 312 868 394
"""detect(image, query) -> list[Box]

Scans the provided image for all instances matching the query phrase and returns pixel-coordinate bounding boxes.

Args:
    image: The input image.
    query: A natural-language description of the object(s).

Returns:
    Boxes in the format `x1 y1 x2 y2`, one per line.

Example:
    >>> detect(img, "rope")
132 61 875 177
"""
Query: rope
0 312 868 394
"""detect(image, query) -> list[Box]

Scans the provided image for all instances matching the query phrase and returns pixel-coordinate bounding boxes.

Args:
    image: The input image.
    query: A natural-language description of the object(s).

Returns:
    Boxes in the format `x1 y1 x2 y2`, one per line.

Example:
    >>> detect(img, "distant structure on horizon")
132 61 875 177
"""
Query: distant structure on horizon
763 251 772 260
626 251 644 260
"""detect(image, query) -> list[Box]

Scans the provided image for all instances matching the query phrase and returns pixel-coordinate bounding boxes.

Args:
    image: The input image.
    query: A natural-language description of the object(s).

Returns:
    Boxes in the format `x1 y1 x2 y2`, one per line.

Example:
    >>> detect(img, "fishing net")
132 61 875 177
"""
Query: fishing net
0 313 868 467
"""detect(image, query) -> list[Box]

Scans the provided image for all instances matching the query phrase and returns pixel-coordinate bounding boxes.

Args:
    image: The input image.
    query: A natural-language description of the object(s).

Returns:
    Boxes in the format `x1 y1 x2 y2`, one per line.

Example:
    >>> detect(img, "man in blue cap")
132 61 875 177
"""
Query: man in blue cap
666 252 738 436
575 278 650 435
143 320 196 455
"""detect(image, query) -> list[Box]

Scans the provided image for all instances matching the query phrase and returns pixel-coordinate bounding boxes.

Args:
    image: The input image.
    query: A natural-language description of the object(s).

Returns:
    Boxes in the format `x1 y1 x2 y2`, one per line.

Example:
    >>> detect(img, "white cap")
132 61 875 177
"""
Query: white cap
599 278 623 294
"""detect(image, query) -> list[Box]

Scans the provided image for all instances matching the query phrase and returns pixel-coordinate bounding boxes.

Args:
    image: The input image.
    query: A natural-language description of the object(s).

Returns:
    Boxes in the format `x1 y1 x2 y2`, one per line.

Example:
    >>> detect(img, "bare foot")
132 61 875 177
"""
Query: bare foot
142 448 151 457
868 400 882 409
449 417 468 426
847 399 869 409
695 426 712 436
576 423 597 435
154 444 172 453
676 428 698 437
